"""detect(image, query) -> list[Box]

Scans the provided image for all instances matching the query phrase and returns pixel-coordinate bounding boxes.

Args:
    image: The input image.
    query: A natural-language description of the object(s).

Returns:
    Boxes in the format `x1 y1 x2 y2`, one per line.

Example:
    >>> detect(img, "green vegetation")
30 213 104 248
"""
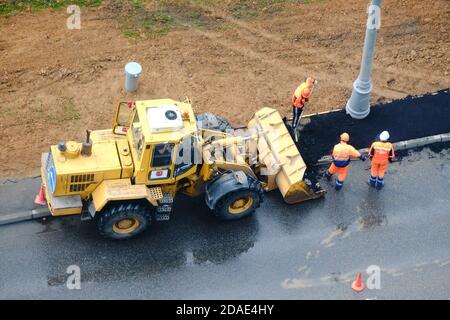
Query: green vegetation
60 99 81 122
119 0 214 39
1 97 80 127
0 0 102 16
0 0 326 38
229 0 285 19
227 0 326 19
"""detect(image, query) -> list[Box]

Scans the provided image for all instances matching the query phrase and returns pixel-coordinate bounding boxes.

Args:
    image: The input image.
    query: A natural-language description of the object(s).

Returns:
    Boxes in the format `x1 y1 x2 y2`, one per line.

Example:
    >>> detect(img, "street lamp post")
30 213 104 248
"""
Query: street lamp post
346 0 382 119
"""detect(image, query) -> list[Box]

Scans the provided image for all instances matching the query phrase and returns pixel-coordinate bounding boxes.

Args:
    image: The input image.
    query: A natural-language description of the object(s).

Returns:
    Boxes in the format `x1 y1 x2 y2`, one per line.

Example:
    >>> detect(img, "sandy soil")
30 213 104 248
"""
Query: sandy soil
0 0 449 178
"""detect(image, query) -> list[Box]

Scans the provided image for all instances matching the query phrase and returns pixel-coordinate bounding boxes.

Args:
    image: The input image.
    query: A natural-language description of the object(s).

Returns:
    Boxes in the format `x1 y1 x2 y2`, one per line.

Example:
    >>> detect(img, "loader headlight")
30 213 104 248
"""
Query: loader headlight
47 166 56 193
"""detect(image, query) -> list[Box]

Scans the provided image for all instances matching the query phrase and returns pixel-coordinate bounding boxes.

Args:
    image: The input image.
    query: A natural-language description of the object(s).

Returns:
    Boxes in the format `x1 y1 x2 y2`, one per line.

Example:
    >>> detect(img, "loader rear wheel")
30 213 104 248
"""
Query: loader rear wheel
96 202 151 240
214 189 261 221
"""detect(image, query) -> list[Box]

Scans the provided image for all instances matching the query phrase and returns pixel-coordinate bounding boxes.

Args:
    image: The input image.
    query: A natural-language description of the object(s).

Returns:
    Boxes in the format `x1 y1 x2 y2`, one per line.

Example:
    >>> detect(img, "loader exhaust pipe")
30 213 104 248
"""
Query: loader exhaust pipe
81 129 93 156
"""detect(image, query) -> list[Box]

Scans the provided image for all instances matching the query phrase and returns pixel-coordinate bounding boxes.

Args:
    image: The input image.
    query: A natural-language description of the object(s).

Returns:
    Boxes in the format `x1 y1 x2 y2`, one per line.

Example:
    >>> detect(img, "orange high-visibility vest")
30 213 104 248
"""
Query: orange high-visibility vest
332 142 361 167
369 141 395 164
292 82 312 108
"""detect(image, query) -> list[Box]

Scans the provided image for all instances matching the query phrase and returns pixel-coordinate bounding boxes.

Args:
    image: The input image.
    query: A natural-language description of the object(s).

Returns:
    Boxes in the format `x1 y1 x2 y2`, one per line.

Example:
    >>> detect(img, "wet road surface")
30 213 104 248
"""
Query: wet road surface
0 144 449 299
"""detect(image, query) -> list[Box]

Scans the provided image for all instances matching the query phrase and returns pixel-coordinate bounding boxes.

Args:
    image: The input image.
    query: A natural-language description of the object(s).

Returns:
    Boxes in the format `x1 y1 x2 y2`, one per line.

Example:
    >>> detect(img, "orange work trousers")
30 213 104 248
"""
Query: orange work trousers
328 163 349 182
371 162 388 178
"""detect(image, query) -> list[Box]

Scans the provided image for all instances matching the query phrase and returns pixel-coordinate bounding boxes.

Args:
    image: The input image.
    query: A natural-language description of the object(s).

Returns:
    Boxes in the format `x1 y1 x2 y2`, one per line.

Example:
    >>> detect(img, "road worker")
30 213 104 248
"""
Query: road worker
291 77 317 142
325 132 367 190
368 131 395 190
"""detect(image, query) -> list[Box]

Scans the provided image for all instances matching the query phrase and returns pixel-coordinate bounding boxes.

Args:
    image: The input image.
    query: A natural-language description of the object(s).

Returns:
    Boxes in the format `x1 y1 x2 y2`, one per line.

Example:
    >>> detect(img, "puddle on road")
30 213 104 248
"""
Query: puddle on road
282 278 316 289
320 228 346 248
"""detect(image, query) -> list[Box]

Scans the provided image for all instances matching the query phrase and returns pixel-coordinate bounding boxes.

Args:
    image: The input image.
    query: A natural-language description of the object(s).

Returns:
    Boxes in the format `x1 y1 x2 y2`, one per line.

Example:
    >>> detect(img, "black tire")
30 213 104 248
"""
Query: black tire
196 112 233 133
96 202 151 240
214 179 263 220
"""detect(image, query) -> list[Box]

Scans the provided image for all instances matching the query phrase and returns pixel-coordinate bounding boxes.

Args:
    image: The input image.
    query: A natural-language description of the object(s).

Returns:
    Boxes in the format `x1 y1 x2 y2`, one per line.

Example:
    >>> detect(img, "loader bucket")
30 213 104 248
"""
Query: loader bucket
248 107 324 204
281 180 325 204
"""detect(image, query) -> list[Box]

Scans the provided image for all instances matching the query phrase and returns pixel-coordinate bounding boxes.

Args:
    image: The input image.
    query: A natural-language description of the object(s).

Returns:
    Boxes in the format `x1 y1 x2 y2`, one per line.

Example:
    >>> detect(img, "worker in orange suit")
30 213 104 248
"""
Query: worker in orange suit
325 132 367 190
291 77 317 142
368 131 395 190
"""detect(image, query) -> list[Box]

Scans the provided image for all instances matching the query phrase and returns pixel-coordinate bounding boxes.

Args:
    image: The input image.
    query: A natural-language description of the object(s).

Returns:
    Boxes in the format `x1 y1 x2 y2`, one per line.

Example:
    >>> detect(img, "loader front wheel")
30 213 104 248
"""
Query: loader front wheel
214 190 261 221
96 202 151 240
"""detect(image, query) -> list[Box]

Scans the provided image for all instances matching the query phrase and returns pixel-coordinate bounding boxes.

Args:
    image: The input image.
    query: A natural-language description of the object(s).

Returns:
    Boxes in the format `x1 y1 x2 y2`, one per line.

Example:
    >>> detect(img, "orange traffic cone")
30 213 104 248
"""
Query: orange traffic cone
351 272 365 292
34 185 46 206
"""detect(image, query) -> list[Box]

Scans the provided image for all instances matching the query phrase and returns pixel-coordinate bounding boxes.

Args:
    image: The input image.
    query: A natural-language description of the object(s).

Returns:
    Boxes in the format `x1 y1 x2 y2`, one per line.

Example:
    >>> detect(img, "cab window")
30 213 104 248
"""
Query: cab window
113 102 134 135
174 135 198 177
117 102 131 125
152 143 174 168
131 113 144 160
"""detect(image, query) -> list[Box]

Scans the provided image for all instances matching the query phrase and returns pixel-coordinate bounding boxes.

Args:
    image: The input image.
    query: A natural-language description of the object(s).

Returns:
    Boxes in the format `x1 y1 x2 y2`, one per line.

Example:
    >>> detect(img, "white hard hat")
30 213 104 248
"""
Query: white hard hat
380 131 390 141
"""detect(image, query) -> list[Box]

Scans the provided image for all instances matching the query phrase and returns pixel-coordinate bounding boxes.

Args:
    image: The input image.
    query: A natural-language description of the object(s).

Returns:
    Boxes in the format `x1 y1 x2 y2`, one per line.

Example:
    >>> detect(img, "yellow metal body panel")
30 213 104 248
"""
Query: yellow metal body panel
51 207 83 216
91 179 162 212
116 139 134 178
200 163 212 181
51 140 121 197
48 129 133 198
53 141 119 175
90 129 124 142
40 166 83 216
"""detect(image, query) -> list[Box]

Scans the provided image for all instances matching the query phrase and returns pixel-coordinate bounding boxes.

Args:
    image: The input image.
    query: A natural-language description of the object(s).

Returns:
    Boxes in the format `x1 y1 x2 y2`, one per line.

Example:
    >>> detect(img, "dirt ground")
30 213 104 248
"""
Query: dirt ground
0 0 449 178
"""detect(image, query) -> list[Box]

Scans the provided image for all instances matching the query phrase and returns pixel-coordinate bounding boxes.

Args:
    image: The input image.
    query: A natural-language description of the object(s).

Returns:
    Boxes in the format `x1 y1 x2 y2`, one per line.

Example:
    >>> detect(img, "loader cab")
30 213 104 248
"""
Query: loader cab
115 98 199 185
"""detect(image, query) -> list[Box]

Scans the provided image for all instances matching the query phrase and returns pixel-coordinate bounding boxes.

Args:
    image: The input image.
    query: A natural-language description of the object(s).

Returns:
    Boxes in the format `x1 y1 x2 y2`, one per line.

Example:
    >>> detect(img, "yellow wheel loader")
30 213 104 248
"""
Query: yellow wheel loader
38 98 325 239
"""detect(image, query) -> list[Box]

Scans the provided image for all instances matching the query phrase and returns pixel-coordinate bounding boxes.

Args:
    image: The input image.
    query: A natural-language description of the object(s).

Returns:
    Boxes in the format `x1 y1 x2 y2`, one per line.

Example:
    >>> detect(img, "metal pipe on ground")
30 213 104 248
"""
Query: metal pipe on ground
315 133 450 166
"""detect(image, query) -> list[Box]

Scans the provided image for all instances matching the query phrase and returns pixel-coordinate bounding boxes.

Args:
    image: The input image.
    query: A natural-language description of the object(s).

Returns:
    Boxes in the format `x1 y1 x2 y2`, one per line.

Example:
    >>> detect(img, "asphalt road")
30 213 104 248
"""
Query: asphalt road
298 89 450 164
0 144 449 299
